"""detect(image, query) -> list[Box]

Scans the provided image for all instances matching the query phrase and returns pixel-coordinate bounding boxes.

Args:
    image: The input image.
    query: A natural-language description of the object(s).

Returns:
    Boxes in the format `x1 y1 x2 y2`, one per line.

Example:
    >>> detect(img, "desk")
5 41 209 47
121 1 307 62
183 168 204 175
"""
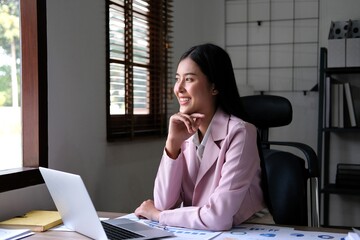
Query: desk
27 212 123 239
27 212 349 239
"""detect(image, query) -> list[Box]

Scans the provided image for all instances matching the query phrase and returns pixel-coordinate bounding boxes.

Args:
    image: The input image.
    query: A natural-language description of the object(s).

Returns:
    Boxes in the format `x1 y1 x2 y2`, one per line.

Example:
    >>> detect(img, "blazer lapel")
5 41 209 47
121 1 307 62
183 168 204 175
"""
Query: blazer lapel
195 109 229 186
183 140 200 185
195 138 220 185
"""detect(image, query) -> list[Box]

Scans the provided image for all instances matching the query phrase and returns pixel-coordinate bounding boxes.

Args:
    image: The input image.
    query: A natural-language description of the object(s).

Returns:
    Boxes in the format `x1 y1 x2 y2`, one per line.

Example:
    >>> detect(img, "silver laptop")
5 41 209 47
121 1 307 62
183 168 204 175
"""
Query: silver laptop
39 167 173 240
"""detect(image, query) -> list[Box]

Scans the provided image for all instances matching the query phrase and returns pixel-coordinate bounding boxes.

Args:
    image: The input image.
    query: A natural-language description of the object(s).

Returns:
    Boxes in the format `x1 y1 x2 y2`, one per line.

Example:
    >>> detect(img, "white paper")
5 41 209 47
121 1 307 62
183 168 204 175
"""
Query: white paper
118 213 348 240
347 232 360 240
346 228 360 240
0 228 33 240
119 213 221 240
214 225 347 240
213 224 294 240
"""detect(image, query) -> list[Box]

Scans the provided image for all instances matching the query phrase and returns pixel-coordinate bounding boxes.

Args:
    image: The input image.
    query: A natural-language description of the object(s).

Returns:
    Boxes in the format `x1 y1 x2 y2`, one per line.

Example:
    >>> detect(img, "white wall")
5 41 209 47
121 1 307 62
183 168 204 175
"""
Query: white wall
45 0 165 214
172 0 224 61
0 0 359 227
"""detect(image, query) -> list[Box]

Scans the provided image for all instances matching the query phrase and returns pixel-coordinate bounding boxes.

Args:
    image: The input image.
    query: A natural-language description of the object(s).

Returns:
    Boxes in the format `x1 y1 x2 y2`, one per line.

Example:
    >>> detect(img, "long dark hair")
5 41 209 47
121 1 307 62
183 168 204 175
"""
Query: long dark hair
179 43 247 119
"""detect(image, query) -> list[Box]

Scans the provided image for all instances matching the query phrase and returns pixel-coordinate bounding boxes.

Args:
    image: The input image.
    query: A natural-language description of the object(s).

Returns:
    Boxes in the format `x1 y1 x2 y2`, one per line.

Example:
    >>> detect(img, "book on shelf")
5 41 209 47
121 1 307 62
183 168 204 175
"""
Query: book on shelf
350 81 360 126
328 80 360 128
330 82 340 127
0 210 62 232
344 82 357 127
339 83 344 128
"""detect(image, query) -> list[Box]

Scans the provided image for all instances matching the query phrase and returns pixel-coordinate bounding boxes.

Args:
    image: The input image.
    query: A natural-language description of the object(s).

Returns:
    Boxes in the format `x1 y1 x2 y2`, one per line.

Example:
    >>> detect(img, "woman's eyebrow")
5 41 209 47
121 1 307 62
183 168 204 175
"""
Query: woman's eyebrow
176 72 197 76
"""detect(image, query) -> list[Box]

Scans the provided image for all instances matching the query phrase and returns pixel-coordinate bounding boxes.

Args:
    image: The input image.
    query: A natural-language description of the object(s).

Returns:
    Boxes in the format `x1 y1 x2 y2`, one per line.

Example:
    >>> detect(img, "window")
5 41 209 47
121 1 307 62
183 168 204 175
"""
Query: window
106 0 172 140
0 0 21 170
0 0 48 192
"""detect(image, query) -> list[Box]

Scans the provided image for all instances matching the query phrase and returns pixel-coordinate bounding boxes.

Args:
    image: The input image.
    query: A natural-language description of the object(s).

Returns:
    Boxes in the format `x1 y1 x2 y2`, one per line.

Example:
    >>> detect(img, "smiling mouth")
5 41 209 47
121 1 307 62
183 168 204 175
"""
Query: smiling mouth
179 97 190 104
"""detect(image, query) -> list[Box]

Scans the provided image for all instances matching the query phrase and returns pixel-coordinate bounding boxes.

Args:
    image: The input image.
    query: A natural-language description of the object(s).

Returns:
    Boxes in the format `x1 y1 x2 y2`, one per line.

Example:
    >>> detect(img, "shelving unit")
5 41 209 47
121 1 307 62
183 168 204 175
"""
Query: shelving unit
317 47 360 227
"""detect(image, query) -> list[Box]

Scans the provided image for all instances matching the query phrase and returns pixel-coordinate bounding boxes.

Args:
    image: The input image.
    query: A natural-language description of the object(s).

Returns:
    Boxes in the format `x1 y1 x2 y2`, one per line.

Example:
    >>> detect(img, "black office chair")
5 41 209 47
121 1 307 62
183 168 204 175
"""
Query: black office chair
241 94 320 227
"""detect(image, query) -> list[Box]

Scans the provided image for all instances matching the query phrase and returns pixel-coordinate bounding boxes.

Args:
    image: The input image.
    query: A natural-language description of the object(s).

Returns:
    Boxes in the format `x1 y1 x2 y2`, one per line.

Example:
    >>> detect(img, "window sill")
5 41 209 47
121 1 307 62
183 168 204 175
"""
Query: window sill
0 168 44 193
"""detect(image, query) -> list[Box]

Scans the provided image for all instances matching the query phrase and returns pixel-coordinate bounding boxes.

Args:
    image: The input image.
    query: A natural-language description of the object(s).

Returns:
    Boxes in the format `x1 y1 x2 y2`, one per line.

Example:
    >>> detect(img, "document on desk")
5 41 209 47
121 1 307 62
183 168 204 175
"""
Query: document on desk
214 224 347 240
120 213 221 239
345 228 360 240
0 228 33 240
120 214 348 240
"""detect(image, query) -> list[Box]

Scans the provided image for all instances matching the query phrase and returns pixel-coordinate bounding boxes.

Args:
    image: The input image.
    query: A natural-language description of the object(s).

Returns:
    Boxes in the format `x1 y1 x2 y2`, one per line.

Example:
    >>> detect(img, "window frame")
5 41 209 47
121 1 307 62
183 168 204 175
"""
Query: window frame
106 0 171 140
0 0 48 193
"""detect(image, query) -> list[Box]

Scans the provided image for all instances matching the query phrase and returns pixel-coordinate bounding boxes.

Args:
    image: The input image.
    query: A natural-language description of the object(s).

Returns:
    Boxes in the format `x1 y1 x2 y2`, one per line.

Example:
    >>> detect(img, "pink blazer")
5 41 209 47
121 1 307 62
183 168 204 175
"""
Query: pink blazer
154 108 265 231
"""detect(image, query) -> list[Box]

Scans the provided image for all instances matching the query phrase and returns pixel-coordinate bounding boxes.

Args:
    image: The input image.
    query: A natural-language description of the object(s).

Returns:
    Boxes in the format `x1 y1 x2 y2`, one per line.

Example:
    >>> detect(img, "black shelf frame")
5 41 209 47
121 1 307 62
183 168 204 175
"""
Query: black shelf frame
317 47 360 227
322 184 360 195
325 67 360 74
322 127 360 132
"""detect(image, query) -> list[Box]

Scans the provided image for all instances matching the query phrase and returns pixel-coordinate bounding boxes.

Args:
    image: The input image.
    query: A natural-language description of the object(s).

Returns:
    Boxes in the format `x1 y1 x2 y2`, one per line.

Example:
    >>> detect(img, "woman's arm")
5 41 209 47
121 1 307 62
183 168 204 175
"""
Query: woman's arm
134 150 185 220
153 149 185 210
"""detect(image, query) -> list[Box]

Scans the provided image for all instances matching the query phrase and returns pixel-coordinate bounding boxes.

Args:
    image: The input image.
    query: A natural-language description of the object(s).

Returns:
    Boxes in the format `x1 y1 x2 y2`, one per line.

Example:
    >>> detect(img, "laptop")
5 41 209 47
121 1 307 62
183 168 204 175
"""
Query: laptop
39 167 173 240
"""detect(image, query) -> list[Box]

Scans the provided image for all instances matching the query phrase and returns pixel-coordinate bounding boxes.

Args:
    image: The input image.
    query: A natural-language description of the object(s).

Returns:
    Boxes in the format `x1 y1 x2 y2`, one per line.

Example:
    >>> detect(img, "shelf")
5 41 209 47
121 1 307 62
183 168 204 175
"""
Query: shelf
322 127 360 132
325 67 360 74
318 48 360 227
322 184 360 195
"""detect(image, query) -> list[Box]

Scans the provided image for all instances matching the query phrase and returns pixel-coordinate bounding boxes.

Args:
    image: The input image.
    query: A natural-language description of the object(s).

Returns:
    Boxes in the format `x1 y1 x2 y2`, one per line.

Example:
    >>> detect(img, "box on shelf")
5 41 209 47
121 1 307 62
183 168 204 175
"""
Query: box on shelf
335 163 360 188
328 39 346 68
328 20 349 68
346 20 360 67
328 20 360 68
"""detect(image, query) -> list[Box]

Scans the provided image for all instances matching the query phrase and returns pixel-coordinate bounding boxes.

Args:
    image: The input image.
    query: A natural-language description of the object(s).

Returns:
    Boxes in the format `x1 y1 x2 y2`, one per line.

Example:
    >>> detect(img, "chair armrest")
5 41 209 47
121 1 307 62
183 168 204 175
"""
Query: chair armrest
262 140 321 227
262 141 319 178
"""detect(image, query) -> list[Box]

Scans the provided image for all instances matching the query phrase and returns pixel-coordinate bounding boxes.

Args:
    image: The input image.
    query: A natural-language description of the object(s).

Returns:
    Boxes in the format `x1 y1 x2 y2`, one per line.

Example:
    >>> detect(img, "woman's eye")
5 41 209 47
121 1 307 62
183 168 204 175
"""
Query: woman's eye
185 78 192 82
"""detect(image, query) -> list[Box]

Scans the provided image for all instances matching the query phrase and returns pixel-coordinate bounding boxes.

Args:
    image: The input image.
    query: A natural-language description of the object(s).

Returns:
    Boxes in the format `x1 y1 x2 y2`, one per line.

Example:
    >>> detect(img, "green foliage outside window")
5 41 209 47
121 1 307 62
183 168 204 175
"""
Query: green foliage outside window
0 0 20 107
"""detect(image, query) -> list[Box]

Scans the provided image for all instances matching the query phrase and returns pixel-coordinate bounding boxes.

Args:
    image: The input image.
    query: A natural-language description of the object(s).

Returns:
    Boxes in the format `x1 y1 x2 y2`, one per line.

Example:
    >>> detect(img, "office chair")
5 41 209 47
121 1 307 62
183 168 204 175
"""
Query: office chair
241 94 320 227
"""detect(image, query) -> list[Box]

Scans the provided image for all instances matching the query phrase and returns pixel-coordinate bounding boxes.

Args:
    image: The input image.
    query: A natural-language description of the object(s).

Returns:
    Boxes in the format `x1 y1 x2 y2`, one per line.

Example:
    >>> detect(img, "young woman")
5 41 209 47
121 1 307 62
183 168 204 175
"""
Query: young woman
135 43 265 231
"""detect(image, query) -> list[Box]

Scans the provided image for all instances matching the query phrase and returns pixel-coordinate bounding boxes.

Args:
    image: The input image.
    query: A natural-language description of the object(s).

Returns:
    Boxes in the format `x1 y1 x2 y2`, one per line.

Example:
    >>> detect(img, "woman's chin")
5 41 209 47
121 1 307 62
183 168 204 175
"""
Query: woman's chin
179 107 192 114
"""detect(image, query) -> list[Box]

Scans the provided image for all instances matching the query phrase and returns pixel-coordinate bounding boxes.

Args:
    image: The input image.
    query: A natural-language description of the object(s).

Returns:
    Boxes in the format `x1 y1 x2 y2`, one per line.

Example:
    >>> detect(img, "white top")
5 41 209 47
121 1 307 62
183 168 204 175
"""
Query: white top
193 118 213 161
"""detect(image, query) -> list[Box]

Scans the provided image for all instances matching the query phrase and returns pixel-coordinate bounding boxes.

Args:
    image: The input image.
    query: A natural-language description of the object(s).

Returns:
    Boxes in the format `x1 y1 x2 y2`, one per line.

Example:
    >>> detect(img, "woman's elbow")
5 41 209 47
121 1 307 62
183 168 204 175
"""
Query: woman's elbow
154 197 181 211
203 218 233 231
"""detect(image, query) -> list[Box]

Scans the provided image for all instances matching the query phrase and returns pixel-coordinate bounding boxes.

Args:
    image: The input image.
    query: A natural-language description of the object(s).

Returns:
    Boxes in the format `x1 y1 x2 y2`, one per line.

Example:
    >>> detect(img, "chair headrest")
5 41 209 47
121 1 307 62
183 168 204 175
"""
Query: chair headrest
241 95 292 129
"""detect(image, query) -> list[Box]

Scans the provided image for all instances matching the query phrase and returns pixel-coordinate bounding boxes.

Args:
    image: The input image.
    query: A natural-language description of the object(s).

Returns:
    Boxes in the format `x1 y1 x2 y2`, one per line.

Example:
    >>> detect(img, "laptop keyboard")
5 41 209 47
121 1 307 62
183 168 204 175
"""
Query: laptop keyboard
101 221 144 240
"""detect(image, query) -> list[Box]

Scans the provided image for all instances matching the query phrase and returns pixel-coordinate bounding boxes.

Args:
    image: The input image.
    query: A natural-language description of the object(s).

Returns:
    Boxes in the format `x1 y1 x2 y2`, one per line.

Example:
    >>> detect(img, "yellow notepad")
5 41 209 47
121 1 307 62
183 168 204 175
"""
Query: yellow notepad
0 210 62 232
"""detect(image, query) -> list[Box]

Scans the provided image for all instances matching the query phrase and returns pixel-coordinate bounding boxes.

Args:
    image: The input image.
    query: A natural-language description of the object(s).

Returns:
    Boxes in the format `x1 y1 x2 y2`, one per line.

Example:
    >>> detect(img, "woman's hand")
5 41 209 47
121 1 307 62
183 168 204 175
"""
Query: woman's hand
165 112 204 159
134 199 160 221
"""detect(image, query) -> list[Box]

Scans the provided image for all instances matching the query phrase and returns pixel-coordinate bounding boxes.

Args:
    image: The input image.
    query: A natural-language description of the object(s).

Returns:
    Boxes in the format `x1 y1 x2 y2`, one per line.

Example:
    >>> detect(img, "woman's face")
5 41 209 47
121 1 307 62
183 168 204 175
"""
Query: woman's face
174 57 217 115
